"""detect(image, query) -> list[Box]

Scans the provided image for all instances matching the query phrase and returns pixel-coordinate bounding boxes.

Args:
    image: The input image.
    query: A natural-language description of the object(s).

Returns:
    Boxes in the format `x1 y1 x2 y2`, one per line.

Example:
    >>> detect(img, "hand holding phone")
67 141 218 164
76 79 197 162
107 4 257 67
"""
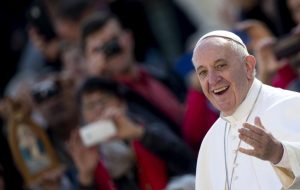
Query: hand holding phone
79 120 117 147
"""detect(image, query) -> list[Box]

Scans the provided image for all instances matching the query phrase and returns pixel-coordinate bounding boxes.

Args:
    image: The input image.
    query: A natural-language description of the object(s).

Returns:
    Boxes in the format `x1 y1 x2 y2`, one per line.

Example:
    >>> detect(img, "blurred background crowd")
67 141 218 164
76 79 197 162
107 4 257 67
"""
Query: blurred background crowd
0 0 300 189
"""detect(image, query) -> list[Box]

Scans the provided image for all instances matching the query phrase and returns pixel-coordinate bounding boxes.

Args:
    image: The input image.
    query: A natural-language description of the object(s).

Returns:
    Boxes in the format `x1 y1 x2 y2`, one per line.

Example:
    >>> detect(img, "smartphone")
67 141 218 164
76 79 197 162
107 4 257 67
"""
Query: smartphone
79 120 117 147
273 34 300 60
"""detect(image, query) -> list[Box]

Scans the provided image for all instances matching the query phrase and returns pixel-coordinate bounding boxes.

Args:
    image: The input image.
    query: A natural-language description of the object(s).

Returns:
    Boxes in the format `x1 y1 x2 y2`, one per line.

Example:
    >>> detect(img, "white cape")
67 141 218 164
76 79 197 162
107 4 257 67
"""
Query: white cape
196 79 300 190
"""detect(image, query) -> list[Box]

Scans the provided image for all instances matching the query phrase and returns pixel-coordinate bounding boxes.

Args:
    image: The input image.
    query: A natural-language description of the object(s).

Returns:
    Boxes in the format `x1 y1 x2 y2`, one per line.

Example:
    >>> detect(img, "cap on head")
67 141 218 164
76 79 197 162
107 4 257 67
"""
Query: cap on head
194 30 247 50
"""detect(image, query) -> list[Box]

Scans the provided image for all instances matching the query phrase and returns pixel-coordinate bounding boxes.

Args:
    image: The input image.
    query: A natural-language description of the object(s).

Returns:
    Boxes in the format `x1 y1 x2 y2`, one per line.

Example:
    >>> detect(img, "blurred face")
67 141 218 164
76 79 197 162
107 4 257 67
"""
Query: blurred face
193 38 255 116
288 0 300 24
33 77 79 128
81 91 123 124
84 19 133 78
62 47 86 78
53 18 80 44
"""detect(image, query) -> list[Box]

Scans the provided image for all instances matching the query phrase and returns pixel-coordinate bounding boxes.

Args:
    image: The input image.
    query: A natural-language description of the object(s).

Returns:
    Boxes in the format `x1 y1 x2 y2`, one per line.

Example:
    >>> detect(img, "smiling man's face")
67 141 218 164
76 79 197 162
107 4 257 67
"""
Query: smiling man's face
193 37 255 116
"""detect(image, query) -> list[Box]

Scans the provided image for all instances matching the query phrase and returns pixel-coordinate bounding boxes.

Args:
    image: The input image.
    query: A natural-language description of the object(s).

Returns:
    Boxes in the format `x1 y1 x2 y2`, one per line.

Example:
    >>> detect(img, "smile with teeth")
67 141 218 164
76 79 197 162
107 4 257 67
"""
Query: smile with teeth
212 86 229 94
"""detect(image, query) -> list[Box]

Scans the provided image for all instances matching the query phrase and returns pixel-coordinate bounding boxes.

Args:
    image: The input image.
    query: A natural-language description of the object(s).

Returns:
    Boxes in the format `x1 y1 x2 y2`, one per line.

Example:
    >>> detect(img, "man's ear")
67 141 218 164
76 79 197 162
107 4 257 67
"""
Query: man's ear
245 55 256 79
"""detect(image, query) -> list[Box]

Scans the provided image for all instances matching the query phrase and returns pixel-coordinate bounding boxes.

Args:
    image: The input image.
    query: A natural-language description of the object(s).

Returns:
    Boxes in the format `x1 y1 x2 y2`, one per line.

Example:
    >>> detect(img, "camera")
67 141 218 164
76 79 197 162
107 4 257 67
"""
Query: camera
273 34 300 60
79 119 117 147
26 0 56 41
31 80 61 104
95 37 122 58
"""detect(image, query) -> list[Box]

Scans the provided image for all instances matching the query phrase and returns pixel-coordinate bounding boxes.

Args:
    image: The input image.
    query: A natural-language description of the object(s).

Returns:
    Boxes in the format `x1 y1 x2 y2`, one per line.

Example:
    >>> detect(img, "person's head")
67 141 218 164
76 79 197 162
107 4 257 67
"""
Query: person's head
288 0 300 24
31 72 79 138
47 0 98 44
192 30 256 116
77 77 127 124
61 45 86 82
80 12 134 78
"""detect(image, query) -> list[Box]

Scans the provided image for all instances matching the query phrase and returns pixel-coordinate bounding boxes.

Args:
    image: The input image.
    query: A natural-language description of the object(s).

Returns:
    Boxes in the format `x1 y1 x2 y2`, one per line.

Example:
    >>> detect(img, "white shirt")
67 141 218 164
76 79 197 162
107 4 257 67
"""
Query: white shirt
195 79 300 190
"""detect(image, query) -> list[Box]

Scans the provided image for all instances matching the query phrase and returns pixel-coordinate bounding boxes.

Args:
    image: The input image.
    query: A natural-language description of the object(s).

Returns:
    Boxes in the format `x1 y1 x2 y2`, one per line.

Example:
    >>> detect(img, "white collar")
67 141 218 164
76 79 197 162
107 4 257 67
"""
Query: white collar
221 79 262 124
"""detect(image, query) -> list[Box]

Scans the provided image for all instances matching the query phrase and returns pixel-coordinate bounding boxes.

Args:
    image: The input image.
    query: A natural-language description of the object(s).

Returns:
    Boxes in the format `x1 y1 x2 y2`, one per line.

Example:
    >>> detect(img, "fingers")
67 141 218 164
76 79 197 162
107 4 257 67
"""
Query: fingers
238 147 259 157
101 106 122 120
238 147 253 155
241 123 264 137
254 117 264 129
254 37 277 53
238 117 266 153
238 133 261 148
238 117 283 163
66 128 84 155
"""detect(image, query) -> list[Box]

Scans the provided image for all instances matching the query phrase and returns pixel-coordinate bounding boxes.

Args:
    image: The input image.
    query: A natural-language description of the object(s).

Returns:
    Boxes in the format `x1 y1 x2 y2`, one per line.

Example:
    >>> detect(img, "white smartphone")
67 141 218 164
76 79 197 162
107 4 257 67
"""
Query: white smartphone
79 119 117 147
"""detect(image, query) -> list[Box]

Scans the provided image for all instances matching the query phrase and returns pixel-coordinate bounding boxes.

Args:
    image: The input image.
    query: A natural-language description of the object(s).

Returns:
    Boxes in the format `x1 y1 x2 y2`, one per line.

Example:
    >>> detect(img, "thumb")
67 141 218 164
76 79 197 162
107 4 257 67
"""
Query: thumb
254 116 265 129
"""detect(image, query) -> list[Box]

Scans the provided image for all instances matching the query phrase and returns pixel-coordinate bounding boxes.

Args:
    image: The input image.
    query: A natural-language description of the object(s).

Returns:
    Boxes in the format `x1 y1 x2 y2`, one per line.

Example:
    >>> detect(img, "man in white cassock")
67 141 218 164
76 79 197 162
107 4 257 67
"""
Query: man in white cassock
192 30 300 190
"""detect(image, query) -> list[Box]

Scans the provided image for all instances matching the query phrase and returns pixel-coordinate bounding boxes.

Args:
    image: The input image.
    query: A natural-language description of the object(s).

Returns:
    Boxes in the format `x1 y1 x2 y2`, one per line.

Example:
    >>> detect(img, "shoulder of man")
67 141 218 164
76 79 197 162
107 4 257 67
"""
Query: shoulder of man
261 83 300 105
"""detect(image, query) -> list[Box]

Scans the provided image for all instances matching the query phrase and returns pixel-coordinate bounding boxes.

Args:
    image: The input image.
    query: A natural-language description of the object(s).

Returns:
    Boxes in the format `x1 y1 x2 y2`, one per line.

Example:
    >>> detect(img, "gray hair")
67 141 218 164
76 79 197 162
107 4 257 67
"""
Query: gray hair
192 30 256 76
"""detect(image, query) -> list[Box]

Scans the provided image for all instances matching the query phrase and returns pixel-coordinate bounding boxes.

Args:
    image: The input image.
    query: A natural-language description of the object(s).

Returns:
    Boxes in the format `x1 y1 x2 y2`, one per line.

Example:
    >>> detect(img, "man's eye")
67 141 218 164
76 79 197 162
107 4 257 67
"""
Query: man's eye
216 64 226 70
94 45 104 53
198 70 207 79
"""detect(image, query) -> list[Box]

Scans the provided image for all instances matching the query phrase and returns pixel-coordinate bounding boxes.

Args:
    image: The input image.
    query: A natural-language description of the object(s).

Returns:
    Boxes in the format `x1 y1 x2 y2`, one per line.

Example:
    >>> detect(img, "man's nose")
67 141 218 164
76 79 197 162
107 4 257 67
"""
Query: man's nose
207 71 221 85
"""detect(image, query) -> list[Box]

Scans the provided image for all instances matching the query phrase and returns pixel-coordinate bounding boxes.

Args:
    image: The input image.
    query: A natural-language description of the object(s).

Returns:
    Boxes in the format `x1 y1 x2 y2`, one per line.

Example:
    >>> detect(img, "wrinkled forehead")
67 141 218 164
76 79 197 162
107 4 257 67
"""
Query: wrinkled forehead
196 37 228 49
192 36 249 66
192 37 229 60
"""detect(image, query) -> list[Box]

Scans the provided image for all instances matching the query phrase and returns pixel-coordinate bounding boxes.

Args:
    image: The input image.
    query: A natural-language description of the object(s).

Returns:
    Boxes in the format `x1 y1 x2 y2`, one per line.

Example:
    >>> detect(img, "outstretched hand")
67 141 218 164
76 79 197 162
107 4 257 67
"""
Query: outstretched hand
238 117 284 164
66 129 100 185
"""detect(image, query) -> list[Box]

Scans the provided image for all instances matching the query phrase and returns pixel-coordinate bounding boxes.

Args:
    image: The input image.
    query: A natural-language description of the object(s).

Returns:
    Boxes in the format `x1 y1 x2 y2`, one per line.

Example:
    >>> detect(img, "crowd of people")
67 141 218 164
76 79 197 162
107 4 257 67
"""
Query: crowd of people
1 0 300 189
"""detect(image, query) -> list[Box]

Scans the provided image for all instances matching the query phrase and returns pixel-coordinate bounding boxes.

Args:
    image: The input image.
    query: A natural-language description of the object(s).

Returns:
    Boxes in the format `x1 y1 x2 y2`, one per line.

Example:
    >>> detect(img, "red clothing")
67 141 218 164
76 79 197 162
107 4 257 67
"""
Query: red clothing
94 141 168 190
132 141 168 190
271 63 297 89
94 161 117 190
182 88 218 152
116 68 184 127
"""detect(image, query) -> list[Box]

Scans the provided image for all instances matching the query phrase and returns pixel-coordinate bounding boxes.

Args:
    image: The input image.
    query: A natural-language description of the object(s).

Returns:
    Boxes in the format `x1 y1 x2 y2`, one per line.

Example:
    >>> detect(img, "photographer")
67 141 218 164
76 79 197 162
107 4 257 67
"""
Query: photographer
80 12 185 136
68 77 196 190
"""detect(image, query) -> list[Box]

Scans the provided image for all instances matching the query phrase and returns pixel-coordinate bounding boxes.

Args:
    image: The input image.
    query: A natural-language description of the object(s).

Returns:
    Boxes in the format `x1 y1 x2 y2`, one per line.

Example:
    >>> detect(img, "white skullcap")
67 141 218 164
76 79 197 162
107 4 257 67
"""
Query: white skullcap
195 30 247 50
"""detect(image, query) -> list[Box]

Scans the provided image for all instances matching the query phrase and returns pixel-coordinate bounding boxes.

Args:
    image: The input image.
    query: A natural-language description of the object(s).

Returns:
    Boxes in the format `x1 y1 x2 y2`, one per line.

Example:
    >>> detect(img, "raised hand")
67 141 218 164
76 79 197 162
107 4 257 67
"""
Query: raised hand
238 117 284 164
101 107 144 140
235 19 273 51
66 129 100 185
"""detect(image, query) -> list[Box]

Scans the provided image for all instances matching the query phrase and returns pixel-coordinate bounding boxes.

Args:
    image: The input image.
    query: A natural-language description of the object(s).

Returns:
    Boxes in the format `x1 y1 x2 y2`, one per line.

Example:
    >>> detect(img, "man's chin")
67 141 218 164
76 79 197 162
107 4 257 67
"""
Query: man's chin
215 103 235 116
220 108 235 116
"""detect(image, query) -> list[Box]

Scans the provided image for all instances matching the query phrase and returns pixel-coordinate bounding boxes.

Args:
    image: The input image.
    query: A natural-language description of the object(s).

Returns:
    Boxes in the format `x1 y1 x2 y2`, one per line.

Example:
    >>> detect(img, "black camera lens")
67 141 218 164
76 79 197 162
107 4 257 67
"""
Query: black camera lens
32 80 61 104
27 0 56 41
102 37 122 58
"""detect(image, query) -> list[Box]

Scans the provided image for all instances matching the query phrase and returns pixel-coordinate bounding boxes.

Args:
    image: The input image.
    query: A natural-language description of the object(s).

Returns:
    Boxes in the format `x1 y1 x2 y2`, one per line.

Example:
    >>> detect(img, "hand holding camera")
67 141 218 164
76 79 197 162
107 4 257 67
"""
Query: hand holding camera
79 120 117 147
67 129 100 185
235 19 273 50
94 37 122 58
79 107 145 147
